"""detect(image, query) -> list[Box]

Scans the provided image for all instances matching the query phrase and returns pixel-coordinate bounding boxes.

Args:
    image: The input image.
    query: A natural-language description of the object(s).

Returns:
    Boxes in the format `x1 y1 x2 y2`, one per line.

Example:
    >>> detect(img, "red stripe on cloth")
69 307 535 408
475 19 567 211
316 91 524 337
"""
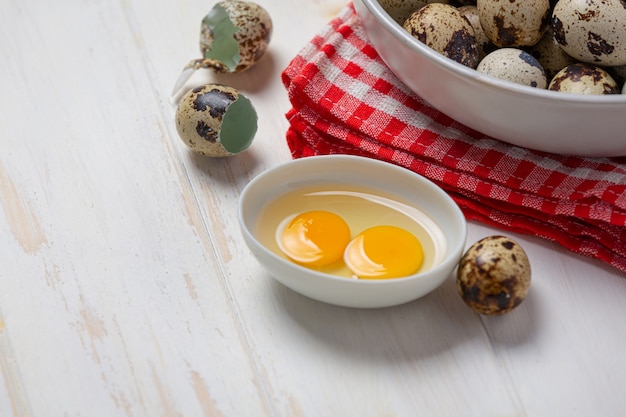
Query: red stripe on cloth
282 3 626 273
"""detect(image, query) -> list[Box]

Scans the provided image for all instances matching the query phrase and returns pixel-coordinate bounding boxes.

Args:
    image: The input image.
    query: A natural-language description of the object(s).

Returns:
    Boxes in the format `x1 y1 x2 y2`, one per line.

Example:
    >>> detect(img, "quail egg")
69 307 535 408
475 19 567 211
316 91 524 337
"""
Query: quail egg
477 48 547 88
457 236 531 315
175 83 258 157
378 0 449 25
548 63 620 94
526 25 577 82
552 0 626 66
458 5 497 61
403 3 479 68
477 0 551 47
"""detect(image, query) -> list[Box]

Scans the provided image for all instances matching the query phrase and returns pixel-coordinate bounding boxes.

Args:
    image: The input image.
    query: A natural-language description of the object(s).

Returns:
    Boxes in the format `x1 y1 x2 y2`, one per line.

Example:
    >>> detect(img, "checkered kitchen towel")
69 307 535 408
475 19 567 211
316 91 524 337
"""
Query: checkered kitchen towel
281 3 626 273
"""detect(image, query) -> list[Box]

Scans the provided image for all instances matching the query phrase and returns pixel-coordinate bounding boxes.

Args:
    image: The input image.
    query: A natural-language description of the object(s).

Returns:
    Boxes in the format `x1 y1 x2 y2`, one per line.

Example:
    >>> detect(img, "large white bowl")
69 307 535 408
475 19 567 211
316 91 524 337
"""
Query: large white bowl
353 0 626 157
238 155 467 308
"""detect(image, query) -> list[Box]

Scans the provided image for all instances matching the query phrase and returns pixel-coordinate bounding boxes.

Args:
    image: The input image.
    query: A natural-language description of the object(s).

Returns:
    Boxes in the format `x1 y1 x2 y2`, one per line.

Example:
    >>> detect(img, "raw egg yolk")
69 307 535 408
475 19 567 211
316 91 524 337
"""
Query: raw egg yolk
279 211 351 267
344 225 423 279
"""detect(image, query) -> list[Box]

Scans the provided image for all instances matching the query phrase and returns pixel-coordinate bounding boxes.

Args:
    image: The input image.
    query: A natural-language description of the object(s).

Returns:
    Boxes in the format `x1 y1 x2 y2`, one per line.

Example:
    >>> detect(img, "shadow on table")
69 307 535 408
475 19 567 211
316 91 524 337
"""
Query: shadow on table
270 271 542 364
185 145 264 189
183 49 280 94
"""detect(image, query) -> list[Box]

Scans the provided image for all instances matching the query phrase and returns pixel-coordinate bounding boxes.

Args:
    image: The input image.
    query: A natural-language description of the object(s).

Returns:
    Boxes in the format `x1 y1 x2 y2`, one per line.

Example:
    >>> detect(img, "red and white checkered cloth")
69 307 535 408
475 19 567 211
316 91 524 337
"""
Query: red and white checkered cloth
281 3 626 273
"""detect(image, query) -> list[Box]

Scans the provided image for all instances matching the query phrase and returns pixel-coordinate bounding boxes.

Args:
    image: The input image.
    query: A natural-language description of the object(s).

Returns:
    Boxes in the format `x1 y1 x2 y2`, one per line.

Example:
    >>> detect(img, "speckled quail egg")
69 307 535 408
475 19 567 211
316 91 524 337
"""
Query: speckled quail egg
548 63 620 94
526 25 577 82
552 0 626 66
379 0 449 25
175 83 258 157
403 3 479 68
457 236 531 315
477 0 551 47
458 5 497 61
477 48 547 88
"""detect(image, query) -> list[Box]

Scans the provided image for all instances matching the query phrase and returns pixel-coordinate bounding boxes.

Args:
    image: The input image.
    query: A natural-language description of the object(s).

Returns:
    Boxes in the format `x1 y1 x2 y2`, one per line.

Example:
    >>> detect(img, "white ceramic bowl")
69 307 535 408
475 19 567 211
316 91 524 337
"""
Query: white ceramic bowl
238 155 467 308
353 0 626 157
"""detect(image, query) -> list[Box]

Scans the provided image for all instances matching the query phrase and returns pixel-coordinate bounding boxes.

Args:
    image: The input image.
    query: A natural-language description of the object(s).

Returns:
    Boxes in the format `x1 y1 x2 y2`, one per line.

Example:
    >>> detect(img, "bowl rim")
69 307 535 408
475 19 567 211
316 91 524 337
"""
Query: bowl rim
358 0 626 105
238 154 468 287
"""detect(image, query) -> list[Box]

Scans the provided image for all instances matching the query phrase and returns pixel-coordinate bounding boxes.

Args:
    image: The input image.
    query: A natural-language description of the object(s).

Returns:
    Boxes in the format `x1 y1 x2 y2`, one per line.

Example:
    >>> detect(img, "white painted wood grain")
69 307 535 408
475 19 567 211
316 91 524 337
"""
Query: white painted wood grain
1 0 626 416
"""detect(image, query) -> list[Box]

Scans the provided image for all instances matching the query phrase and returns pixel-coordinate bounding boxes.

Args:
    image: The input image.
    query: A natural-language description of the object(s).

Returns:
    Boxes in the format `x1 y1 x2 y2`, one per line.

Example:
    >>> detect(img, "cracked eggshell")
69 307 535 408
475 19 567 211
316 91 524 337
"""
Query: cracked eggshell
199 0 273 73
175 84 258 157
403 3 479 68
477 0 551 47
477 48 547 88
456 236 531 316
548 63 620 94
552 0 626 67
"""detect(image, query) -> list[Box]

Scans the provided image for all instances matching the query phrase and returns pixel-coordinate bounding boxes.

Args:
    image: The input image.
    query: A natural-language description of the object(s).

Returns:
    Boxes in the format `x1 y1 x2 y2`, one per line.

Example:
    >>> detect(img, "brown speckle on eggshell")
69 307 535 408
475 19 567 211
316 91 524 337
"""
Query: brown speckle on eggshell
403 3 479 68
456 236 531 315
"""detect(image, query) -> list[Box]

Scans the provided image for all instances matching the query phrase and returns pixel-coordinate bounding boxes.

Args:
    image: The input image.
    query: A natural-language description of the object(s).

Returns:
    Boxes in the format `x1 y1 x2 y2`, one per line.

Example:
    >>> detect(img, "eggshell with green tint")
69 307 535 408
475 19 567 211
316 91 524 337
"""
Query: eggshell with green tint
199 0 273 73
175 84 258 157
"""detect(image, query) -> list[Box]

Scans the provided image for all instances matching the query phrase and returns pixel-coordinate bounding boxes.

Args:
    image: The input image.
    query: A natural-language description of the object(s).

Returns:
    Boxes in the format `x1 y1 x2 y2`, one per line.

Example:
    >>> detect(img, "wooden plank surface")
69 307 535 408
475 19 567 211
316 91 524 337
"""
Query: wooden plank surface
1 0 626 416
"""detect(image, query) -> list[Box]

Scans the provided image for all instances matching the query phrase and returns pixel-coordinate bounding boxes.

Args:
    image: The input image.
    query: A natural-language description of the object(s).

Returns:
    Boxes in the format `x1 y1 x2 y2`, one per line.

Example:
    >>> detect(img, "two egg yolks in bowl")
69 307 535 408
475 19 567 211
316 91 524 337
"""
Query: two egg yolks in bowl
255 186 447 280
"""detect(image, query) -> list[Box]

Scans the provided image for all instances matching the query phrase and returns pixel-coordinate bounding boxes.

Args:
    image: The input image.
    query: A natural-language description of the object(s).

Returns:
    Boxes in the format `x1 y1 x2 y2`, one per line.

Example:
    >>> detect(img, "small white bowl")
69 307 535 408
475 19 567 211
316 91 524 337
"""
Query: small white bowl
353 0 626 157
238 155 467 308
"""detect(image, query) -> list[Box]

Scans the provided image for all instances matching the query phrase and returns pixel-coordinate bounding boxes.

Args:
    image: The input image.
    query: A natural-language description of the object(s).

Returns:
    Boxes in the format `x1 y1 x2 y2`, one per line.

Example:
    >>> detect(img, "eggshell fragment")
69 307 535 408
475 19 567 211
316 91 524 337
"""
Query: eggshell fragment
403 3 479 68
456 236 531 315
197 0 273 73
175 84 258 157
170 1 272 101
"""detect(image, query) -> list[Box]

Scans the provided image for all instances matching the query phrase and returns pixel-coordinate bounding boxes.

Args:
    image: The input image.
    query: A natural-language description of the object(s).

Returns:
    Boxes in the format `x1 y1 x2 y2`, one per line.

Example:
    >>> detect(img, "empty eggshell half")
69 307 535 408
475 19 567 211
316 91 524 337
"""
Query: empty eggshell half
175 83 258 157
198 0 273 73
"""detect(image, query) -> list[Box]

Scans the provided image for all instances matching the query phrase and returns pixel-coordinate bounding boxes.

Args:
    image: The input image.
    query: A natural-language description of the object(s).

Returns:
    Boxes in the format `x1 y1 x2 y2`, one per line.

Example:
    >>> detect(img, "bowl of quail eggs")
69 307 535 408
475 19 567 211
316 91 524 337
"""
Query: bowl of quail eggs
353 0 626 157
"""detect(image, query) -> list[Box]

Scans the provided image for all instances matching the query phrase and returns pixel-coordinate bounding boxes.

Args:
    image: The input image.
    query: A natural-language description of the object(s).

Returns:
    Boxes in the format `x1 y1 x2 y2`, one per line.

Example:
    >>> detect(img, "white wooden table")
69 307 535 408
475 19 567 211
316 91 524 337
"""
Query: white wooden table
2 1 626 416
